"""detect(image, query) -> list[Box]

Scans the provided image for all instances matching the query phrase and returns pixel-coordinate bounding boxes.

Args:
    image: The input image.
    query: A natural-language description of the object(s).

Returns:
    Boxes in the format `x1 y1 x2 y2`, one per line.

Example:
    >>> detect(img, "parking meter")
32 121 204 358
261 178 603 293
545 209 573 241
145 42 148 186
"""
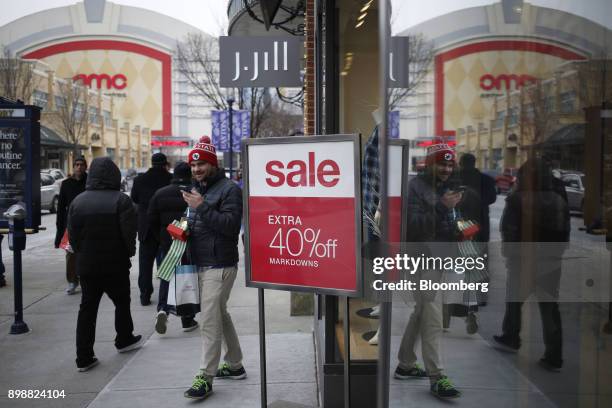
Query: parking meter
6 204 26 251
4 203 29 334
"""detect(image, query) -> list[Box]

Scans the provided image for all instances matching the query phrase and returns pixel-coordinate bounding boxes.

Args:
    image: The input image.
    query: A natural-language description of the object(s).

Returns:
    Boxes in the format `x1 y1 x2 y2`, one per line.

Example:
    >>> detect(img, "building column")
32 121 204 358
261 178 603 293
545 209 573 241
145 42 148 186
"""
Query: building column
125 122 132 168
303 0 315 135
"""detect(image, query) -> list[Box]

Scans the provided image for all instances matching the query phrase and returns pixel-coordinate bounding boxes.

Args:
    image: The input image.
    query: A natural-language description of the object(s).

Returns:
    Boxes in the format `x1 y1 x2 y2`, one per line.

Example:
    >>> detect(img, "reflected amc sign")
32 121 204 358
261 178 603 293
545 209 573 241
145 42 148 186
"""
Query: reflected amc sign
73 73 127 90
479 73 537 91
244 135 362 296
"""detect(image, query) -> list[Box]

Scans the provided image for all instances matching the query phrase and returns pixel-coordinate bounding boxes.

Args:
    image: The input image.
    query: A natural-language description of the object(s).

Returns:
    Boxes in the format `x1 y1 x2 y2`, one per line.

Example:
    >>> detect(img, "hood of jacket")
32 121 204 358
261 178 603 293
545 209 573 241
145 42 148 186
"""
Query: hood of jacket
86 157 121 191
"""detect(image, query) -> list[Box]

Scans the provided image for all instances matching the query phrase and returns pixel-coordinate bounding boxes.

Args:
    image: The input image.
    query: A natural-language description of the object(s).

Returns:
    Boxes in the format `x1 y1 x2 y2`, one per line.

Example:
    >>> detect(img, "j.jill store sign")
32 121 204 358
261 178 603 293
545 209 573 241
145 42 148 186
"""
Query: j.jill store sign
219 36 302 87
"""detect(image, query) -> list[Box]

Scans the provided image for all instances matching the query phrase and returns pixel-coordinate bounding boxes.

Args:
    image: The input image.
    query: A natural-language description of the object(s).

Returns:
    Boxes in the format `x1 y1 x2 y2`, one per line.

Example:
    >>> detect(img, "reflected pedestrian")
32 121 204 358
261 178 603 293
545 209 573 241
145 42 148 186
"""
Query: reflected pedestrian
493 157 570 372
443 153 497 333
394 143 461 399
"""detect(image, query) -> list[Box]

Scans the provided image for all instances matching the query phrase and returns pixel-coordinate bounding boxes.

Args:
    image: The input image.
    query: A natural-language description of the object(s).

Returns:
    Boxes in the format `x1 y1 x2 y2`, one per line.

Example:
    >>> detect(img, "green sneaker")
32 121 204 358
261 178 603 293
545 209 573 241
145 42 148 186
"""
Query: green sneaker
216 362 247 380
184 375 213 400
430 376 460 399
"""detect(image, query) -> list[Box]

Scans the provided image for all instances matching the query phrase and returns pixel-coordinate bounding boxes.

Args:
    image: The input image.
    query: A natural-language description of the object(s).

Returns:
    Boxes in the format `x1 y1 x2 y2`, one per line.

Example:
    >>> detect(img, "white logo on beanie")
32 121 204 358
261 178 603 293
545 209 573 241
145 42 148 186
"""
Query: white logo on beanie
444 152 453 161
192 153 200 160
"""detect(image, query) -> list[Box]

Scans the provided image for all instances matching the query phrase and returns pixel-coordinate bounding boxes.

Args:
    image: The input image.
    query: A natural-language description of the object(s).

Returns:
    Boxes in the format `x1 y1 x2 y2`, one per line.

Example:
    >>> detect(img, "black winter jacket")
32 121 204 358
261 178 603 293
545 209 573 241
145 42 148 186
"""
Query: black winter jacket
147 180 190 254
55 173 87 247
457 168 497 242
131 166 172 241
188 171 242 267
501 190 570 243
404 172 457 242
68 158 137 277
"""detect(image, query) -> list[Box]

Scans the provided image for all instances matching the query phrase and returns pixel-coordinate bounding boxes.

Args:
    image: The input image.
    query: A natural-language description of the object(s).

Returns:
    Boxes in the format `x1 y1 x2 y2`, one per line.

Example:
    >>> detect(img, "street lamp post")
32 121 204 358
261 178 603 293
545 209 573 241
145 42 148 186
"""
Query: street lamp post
227 97 235 180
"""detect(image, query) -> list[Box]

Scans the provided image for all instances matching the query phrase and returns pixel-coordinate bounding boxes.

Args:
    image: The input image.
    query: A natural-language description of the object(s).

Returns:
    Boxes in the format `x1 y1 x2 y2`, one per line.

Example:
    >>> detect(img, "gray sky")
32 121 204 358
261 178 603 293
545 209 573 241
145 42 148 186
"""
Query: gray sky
0 0 228 36
391 0 612 33
1 1 609 36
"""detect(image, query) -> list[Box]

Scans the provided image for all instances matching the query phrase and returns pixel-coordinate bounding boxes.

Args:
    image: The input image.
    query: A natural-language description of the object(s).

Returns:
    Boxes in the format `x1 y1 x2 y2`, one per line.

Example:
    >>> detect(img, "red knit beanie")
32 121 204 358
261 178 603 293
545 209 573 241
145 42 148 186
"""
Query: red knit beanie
188 136 218 166
425 143 455 166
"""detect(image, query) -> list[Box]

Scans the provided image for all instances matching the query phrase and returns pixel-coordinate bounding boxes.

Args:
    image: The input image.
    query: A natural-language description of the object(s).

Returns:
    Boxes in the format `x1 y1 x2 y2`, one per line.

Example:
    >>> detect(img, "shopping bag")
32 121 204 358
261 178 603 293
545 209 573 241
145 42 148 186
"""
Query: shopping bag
167 265 200 307
157 238 187 281
167 218 189 241
59 230 73 253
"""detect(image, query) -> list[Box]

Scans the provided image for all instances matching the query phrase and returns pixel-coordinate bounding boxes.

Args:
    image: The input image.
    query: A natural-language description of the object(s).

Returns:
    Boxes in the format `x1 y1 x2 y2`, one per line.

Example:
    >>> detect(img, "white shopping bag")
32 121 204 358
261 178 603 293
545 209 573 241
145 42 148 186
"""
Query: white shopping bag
167 265 200 307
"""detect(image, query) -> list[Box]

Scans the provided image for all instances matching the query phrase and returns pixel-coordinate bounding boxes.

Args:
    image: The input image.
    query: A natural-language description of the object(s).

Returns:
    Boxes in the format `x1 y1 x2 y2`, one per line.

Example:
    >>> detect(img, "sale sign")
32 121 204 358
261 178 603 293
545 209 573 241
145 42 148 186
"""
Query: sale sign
243 135 362 296
387 140 410 242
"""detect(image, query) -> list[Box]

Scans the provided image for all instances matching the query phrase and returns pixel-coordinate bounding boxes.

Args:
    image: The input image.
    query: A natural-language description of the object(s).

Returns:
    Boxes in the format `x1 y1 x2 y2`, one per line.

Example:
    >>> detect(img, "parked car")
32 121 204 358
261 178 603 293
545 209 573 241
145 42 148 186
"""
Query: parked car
41 168 66 184
495 168 518 194
561 171 585 212
40 172 60 213
120 168 138 192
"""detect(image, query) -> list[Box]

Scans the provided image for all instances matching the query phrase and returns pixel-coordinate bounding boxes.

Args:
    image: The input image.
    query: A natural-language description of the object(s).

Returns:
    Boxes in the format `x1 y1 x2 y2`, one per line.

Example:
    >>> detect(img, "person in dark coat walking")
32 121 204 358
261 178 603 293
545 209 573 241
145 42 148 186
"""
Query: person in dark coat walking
55 156 88 294
131 153 172 305
442 153 497 330
493 157 570 372
457 153 497 242
68 157 142 372
148 162 198 333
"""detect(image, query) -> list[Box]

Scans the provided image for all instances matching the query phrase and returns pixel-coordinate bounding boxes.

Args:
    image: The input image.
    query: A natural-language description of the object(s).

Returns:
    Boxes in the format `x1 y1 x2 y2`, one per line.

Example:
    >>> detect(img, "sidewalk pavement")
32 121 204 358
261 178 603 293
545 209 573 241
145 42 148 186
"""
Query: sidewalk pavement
0 217 315 408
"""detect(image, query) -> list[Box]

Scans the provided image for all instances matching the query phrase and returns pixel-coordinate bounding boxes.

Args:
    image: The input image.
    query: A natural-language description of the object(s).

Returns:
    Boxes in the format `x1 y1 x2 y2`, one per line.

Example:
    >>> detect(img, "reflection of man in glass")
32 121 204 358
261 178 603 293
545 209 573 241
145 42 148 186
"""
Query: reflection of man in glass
394 143 461 399
493 157 569 372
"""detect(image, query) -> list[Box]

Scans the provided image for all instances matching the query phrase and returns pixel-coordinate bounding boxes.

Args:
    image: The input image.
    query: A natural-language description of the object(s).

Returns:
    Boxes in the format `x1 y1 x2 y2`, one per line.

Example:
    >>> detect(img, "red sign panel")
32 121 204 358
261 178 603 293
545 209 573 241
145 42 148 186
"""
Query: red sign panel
244 135 362 296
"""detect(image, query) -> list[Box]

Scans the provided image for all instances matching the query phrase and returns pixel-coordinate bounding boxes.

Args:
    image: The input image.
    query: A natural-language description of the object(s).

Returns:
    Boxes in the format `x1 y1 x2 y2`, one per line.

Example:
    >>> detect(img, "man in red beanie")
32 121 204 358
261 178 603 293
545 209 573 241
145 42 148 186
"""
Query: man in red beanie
394 142 463 399
181 136 246 400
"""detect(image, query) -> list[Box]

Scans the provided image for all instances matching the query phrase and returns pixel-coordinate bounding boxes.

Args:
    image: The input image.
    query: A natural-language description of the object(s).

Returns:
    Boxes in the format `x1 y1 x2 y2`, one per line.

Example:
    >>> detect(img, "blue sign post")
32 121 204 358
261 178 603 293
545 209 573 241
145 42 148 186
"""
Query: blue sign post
388 110 400 139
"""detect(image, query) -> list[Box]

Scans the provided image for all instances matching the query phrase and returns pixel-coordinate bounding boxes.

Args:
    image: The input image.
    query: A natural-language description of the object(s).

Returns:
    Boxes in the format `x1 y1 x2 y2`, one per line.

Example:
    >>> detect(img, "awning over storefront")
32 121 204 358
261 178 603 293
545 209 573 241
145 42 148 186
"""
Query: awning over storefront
539 124 585 146
40 126 79 149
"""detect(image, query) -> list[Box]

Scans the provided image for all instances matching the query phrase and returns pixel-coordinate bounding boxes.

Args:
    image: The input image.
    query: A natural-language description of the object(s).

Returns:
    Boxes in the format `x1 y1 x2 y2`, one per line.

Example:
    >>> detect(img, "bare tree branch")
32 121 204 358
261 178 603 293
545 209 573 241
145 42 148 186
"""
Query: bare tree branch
0 45 41 103
51 80 95 157
175 32 276 138
388 35 434 110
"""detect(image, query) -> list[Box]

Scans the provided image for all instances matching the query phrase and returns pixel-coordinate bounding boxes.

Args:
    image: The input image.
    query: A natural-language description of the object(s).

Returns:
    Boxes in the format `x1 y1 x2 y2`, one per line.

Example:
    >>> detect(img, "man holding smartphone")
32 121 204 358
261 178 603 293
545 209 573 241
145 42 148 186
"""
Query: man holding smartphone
394 142 462 399
181 136 245 400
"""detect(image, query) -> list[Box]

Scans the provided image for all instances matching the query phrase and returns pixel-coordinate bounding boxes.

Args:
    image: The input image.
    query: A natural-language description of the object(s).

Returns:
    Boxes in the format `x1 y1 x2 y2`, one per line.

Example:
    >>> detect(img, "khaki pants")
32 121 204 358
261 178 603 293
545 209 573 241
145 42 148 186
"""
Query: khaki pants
397 288 443 381
198 266 243 382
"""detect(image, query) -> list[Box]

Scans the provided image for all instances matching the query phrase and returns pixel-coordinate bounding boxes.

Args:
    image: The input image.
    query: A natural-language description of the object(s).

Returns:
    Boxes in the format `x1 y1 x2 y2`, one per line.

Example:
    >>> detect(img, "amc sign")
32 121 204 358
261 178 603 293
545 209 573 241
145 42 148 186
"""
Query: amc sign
73 73 128 90
480 74 537 91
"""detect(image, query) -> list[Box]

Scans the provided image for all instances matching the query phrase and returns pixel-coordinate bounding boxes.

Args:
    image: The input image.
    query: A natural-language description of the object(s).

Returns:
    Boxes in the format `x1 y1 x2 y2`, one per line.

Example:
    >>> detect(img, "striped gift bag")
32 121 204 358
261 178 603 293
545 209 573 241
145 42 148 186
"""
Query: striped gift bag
157 220 188 282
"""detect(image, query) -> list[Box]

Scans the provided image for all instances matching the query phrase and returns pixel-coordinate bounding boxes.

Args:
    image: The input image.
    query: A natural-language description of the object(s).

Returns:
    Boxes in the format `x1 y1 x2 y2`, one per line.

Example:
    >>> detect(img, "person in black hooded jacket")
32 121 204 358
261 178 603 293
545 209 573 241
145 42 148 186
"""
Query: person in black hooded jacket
68 157 142 371
131 153 172 305
147 161 198 333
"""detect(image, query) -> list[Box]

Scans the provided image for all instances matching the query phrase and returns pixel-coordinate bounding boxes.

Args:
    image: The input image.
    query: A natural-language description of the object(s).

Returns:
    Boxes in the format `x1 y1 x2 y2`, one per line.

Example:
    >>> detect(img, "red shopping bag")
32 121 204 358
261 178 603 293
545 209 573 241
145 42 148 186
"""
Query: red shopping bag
59 230 73 253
